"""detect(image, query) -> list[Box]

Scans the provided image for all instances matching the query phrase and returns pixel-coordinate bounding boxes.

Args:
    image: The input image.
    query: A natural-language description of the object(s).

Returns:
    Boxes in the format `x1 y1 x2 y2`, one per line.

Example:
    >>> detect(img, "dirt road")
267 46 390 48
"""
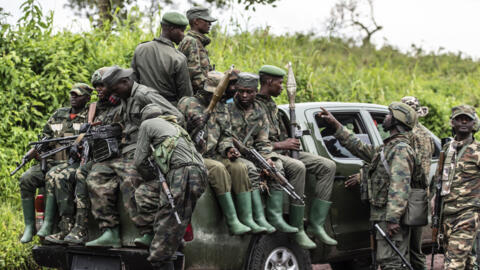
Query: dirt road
313 254 444 269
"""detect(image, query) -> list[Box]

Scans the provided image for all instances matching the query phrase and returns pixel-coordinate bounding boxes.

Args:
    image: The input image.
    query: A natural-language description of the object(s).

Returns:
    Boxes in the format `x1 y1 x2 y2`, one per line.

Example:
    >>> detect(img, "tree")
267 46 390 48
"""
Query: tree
326 0 382 46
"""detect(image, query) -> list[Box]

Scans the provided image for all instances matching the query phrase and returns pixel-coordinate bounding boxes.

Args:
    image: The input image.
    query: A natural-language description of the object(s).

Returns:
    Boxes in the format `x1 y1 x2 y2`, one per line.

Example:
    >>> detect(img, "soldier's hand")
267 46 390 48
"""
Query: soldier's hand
266 158 275 168
274 138 301 151
227 147 240 161
387 222 400 237
317 107 341 130
187 115 204 134
344 173 360 188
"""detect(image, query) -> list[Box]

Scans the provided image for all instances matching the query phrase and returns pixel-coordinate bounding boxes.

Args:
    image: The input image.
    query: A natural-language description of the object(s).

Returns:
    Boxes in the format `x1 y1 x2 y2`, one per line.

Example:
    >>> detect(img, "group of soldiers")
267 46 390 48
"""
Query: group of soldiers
16 7 338 269
14 5 480 270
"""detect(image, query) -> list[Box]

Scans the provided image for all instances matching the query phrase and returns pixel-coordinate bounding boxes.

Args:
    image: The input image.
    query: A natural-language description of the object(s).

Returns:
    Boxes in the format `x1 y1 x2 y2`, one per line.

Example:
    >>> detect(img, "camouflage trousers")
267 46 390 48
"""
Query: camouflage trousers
276 155 305 204
19 160 64 199
134 164 207 264
45 162 80 215
86 153 143 230
203 157 250 195
410 226 426 270
74 161 94 210
443 210 480 270
375 221 410 270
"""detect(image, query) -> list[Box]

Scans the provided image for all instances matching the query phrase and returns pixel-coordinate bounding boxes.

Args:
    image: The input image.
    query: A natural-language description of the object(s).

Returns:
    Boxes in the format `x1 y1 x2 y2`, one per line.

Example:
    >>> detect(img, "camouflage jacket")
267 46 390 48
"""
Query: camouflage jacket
441 138 480 216
228 98 274 158
177 95 233 158
177 30 212 93
120 82 185 155
42 106 88 160
411 123 434 179
94 100 124 125
335 126 416 223
131 36 193 104
255 94 289 154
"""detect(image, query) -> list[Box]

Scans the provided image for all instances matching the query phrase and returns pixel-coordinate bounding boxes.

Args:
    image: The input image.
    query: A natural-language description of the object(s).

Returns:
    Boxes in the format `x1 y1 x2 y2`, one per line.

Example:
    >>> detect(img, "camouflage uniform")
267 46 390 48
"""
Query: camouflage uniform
133 108 206 265
131 36 193 105
256 94 336 201
178 30 213 93
334 125 417 269
177 95 251 195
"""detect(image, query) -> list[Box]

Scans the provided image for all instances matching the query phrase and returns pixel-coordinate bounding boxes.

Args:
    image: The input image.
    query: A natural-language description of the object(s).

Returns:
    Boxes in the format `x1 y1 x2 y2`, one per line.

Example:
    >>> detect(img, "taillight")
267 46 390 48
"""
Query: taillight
34 194 45 231
183 223 194 242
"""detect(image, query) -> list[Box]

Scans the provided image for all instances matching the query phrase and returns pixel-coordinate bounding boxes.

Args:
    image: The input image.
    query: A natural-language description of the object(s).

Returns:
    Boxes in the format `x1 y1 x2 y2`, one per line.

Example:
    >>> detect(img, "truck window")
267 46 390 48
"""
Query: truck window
315 112 371 159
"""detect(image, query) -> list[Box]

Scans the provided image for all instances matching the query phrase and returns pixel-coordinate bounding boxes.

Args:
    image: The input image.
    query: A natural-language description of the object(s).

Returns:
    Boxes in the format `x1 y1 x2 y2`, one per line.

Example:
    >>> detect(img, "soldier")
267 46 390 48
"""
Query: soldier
401 96 434 270
229 72 312 247
319 102 419 269
178 7 216 93
433 105 480 270
131 11 192 105
178 71 268 235
132 104 207 269
19 84 91 243
256 65 337 246
85 66 185 248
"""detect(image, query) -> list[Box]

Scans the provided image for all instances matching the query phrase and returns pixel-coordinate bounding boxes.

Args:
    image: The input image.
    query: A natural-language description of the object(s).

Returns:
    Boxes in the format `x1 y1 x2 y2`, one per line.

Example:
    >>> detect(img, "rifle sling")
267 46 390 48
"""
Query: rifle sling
243 123 259 145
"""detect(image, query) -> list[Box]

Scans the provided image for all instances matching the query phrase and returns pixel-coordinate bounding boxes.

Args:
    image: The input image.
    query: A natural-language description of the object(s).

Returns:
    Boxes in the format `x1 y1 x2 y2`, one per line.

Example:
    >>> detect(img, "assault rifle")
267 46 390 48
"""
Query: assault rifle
232 137 304 204
374 224 413 270
191 65 235 148
10 136 48 176
149 145 181 225
285 62 301 159
431 150 446 269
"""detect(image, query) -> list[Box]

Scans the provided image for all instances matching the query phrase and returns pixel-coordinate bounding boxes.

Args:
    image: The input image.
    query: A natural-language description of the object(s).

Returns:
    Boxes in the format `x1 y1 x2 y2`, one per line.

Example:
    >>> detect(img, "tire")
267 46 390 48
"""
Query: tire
246 232 312 270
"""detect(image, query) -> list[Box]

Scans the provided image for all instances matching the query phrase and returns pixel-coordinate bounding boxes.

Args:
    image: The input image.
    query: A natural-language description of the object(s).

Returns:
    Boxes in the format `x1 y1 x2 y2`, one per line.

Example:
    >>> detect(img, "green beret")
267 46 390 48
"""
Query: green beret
186 7 216 22
91 67 109 86
162 11 188 27
101 66 134 88
451 105 477 120
259 65 286 77
70 83 93 96
235 72 259 89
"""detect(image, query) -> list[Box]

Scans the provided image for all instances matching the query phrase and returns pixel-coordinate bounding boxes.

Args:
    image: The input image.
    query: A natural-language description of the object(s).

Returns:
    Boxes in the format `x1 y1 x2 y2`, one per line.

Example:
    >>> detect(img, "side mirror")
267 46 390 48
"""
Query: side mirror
441 137 452 147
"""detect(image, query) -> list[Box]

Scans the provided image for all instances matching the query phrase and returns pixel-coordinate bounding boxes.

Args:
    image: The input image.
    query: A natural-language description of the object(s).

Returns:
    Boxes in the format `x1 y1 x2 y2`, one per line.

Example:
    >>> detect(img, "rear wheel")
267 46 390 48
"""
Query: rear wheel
246 233 312 270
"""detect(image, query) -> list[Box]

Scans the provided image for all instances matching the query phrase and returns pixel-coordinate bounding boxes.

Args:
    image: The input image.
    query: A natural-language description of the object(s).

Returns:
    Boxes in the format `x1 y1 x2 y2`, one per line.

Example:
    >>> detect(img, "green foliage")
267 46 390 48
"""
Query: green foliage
2 1 480 268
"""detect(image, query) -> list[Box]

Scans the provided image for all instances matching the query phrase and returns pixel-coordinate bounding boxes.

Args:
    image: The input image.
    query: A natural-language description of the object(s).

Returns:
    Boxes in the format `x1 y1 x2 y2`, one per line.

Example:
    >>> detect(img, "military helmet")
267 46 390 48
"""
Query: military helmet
203 71 223 93
91 67 110 86
388 102 418 130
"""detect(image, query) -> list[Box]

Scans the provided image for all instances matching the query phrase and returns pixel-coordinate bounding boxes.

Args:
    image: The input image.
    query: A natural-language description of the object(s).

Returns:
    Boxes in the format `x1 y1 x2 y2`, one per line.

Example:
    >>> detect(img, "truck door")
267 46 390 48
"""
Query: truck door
305 107 374 250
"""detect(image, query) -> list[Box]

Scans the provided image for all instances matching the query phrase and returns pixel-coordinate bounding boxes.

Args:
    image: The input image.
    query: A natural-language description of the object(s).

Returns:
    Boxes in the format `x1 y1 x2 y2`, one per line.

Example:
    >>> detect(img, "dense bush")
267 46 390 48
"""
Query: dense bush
2 0 480 267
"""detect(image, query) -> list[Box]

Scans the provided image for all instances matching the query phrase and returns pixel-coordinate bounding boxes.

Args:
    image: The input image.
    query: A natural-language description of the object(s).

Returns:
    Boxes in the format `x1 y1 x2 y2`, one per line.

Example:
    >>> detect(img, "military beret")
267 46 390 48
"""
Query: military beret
451 105 477 120
70 83 93 96
204 71 223 93
186 7 216 22
101 66 134 88
259 65 286 77
91 67 110 86
235 72 259 89
162 11 188 27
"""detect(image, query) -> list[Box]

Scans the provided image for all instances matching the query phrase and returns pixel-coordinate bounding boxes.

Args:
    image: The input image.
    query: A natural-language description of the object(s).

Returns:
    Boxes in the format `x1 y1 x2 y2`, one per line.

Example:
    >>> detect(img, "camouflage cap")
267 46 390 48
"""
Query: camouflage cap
235 72 259 89
389 101 418 129
101 66 134 88
162 11 188 27
204 71 223 93
451 105 477 120
186 7 216 22
70 83 93 96
401 96 429 117
259 65 286 77
91 67 110 86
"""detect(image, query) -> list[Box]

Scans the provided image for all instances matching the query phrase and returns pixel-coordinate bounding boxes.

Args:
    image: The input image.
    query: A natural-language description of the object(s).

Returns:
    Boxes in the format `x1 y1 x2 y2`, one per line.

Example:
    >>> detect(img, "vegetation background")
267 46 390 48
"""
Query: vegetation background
1 0 480 268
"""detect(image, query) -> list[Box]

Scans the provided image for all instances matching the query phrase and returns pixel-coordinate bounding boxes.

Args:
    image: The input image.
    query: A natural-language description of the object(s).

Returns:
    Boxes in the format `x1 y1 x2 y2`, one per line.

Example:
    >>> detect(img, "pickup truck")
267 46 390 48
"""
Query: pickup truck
32 102 441 270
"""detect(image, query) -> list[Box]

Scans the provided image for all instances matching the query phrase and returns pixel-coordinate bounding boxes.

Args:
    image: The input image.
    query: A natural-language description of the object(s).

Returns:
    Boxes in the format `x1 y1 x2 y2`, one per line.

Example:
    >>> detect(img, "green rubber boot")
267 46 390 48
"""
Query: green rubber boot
217 192 251 235
64 208 89 245
85 227 121 248
235 192 267 234
266 190 298 233
20 198 36 243
251 189 276 234
45 215 74 244
306 199 337 245
134 233 154 248
37 195 56 237
290 204 317 249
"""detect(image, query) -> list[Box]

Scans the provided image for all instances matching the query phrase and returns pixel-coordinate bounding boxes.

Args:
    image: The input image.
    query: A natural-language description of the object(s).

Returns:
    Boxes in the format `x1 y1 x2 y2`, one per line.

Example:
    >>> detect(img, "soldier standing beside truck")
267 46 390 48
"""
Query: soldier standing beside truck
256 64 337 247
319 102 420 270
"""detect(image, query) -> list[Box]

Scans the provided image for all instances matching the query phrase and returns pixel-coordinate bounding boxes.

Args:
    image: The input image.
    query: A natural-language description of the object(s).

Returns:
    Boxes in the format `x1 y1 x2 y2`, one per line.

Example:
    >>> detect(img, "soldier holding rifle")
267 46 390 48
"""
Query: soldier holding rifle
432 105 480 270
319 102 419 270
256 64 337 248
